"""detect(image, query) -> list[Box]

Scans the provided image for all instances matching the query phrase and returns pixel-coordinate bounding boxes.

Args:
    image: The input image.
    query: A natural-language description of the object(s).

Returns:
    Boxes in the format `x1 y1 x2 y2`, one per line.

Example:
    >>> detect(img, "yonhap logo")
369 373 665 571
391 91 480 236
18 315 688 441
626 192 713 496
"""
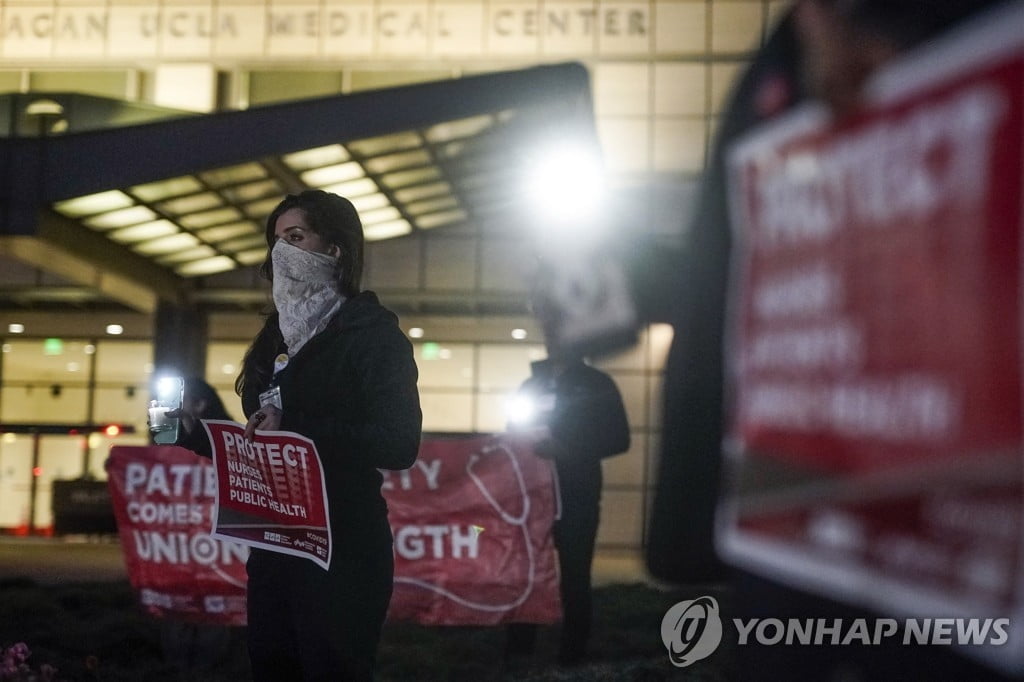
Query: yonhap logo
661 596 723 667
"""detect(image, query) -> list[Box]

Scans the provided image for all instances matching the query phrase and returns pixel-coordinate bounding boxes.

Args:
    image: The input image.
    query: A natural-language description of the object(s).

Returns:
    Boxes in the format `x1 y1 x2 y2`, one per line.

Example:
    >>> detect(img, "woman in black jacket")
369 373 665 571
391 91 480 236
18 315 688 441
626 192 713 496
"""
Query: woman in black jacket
237 189 421 681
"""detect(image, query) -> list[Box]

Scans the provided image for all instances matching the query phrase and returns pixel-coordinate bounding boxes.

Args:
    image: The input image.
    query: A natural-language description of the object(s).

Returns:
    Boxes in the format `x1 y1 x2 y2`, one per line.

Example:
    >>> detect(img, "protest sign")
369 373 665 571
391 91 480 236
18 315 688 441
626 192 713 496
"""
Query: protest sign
719 5 1024 674
202 420 331 570
106 446 248 626
386 433 562 625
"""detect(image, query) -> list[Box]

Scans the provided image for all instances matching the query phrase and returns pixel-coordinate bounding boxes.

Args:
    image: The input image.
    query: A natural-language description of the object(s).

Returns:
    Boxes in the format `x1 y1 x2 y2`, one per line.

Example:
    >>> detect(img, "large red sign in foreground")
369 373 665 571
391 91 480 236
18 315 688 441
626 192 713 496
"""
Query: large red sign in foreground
107 433 561 626
719 5 1024 675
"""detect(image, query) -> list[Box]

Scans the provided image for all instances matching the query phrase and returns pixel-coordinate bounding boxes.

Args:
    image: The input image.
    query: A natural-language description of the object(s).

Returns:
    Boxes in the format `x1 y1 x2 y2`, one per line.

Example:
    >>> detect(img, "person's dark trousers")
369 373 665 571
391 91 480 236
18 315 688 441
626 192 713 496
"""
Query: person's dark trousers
246 547 393 682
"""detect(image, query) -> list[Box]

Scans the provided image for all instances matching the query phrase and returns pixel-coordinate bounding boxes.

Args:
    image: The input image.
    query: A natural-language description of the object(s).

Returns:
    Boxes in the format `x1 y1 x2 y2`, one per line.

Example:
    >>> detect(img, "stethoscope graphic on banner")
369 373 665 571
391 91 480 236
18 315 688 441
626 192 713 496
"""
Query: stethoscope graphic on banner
393 439 557 612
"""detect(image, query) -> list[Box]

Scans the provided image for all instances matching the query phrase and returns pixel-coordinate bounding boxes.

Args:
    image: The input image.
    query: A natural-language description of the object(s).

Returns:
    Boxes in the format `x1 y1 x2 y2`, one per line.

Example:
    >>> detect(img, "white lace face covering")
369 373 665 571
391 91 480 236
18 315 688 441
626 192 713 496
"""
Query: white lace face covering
271 239 345 355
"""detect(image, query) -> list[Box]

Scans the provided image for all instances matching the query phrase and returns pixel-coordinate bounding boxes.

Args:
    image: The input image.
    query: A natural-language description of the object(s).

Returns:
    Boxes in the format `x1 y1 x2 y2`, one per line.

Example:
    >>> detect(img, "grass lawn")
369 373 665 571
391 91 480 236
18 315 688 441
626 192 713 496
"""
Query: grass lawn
0 578 735 681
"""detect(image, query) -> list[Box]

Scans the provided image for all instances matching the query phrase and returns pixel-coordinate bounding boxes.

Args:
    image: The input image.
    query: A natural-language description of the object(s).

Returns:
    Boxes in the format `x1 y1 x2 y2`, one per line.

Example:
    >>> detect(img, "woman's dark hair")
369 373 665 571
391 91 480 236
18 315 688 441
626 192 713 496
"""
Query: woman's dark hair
236 190 365 399
259 189 365 298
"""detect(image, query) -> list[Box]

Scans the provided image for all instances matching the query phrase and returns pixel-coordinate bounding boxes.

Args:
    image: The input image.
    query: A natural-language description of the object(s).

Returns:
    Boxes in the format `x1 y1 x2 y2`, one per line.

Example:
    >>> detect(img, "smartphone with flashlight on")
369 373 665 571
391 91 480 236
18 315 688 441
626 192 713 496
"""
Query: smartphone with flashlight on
148 376 184 445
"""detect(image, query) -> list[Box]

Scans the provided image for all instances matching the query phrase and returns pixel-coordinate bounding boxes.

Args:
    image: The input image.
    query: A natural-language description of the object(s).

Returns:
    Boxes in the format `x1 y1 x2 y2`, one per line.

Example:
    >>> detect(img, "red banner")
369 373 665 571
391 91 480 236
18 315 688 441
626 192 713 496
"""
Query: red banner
203 420 331 569
106 446 249 626
720 5 1024 675
386 434 561 625
107 433 561 626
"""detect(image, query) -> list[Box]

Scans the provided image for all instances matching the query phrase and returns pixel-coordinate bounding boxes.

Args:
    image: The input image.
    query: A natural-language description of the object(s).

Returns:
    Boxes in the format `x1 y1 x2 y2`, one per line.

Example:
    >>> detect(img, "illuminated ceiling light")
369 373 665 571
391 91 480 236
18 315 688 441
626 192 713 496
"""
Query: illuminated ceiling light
300 161 365 187
133 232 200 255
511 328 528 340
347 132 421 156
2 433 16 443
524 142 606 227
107 219 178 244
130 176 203 202
174 256 237 277
8 323 25 334
394 182 451 203
365 149 431 174
409 327 424 339
323 177 379 198
54 190 133 217
1 344 11 353
180 207 242 229
243 198 282 219
155 246 218 266
66 362 80 372
439 348 452 360
222 179 281 203
236 248 268 265
84 344 96 354
83 205 157 230
360 206 401 225
380 167 440 189
349 193 390 212
221 363 236 374
406 196 459 215
283 145 350 170
417 209 467 229
158 191 223 216
363 219 411 241
195 222 259 242
106 324 124 335
425 114 495 143
201 163 267 187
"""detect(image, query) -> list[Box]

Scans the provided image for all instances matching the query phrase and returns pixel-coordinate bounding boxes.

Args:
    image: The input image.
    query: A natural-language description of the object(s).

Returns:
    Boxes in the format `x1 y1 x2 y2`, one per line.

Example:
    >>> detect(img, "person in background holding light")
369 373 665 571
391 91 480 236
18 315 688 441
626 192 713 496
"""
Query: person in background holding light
505 355 630 667
180 189 421 681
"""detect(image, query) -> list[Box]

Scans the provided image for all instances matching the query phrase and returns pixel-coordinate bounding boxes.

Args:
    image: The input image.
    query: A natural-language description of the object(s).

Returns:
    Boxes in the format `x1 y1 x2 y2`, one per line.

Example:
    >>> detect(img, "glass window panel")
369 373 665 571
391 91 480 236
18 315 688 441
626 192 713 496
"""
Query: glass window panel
133 232 200 255
179 207 243 229
602 435 647 487
221 179 281 204
30 70 129 98
194 222 259 243
0 385 88 423
477 344 542 392
711 62 746 114
346 131 421 156
349 69 452 92
594 63 650 116
0 435 33 526
595 490 644 545
596 117 650 173
282 145 350 170
83 205 157 230
420 392 473 433
200 163 266 187
207 342 250 387
158 191 223 216
300 162 364 187
653 118 707 172
415 343 474 388
175 257 237 277
654 63 707 116
711 1 764 53
94 341 153 386
323 178 379 197
394 182 451 203
425 115 495 143
655 0 706 53
54 190 133 217
248 70 342 105
0 71 21 91
93 386 150 431
108 220 179 244
613 374 648 429
131 176 204 202
475 392 513 433
364 150 431 175
380 167 440 189
0 339 95 381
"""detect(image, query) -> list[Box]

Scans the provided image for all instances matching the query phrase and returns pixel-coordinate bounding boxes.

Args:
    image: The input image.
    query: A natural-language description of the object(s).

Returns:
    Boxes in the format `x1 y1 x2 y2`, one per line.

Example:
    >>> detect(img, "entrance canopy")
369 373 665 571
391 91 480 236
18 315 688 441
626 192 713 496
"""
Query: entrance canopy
0 63 597 314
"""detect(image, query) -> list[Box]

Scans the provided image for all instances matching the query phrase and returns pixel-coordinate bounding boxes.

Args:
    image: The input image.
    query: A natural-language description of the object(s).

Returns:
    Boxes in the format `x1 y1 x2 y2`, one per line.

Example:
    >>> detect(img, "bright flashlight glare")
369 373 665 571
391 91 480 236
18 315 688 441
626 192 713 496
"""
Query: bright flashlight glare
156 376 180 399
525 143 605 226
505 394 537 425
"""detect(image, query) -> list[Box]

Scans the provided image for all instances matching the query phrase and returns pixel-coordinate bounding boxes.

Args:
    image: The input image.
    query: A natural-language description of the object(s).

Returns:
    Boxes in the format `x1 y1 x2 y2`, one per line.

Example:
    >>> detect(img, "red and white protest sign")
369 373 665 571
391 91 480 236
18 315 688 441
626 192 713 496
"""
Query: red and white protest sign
106 446 249 626
202 420 331 570
720 5 1024 674
386 433 561 625
108 433 561 627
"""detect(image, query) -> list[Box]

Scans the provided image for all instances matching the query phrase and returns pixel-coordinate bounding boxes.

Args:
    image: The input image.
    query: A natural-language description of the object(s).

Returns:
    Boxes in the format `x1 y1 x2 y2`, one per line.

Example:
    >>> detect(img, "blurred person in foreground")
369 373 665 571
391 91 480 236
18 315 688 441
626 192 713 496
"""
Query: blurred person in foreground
176 189 422 681
505 355 630 668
